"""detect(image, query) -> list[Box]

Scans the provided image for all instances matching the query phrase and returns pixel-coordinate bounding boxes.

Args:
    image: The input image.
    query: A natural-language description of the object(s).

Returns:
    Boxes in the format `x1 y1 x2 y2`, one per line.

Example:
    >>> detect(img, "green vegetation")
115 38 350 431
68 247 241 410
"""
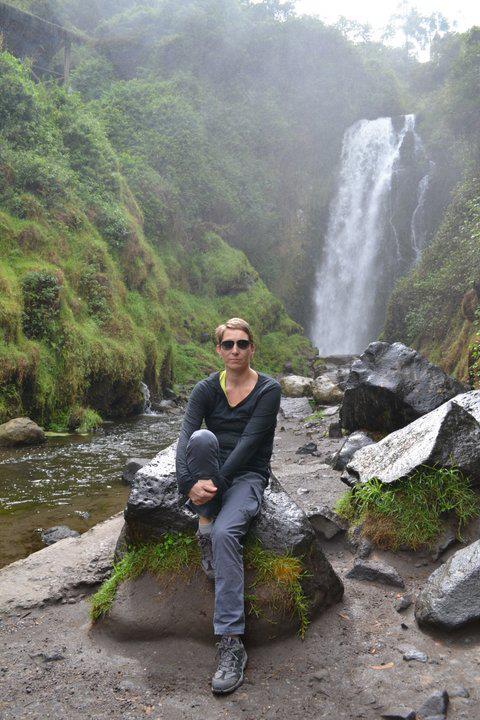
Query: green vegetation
383 28 480 382
244 540 310 639
336 467 480 550
90 532 310 637
0 43 315 427
90 533 200 622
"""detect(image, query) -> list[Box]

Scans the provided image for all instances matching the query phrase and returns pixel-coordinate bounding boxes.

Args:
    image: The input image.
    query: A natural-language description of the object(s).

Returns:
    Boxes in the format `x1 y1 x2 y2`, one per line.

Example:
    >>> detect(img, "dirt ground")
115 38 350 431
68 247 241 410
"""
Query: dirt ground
1 407 480 720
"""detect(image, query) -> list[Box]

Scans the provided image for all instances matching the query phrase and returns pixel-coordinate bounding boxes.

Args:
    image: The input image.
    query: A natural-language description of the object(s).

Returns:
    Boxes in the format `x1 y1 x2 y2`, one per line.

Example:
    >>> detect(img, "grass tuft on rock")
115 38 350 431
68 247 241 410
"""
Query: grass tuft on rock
90 533 200 622
90 533 310 637
335 466 480 551
244 541 310 639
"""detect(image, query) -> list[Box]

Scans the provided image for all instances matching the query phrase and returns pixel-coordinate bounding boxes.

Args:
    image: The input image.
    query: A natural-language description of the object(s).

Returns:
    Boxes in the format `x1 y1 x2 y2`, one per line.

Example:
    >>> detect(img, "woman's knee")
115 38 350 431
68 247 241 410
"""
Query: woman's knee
187 428 218 451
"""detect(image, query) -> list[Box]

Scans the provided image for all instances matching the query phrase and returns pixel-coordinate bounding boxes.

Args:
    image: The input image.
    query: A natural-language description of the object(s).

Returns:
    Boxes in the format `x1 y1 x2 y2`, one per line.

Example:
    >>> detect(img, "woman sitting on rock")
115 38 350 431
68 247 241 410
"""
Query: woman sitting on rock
175 317 281 695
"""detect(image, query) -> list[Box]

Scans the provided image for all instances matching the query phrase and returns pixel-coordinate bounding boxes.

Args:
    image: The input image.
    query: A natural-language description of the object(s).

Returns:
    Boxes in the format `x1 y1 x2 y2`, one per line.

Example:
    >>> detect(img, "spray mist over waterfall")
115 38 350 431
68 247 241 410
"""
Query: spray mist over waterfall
312 114 431 355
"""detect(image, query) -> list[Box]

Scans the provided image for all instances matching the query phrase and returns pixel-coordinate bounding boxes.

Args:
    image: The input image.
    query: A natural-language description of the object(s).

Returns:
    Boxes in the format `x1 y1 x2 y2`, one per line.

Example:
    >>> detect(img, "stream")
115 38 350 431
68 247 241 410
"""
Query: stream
0 413 181 569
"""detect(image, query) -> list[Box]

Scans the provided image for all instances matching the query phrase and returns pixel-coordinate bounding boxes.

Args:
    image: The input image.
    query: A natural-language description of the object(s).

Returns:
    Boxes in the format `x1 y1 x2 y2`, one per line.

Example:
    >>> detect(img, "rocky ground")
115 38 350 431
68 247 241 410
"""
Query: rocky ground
1 402 480 720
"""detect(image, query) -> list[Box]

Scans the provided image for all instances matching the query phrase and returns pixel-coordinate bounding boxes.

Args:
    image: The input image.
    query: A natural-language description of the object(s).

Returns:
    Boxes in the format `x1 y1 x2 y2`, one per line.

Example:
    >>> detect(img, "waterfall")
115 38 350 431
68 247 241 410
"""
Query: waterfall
312 114 430 355
140 381 155 415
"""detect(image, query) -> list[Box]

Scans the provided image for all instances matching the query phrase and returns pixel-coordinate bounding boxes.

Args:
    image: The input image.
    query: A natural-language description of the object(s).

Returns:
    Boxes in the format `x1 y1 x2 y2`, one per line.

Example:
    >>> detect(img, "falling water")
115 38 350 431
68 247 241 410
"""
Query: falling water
312 114 430 355
140 381 155 415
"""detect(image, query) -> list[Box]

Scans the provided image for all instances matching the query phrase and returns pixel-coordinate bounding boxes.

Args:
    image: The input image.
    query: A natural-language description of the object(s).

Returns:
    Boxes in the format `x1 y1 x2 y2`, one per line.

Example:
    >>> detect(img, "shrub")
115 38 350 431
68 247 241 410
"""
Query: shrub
21 270 61 340
335 467 480 550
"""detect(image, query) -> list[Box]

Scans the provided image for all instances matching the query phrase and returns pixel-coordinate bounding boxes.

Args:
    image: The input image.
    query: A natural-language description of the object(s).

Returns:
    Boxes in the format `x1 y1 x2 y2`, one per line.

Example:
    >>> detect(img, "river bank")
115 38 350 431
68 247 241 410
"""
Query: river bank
0 403 478 719
0 413 181 568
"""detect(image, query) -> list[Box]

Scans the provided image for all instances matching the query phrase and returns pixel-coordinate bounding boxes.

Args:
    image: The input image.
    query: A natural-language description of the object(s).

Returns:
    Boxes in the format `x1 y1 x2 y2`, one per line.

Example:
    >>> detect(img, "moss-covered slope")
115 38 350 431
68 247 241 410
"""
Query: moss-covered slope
383 177 480 383
0 52 313 427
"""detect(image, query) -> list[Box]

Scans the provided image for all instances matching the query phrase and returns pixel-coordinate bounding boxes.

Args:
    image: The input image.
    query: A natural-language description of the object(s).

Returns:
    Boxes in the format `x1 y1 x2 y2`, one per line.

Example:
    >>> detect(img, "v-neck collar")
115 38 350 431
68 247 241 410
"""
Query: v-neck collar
217 370 260 409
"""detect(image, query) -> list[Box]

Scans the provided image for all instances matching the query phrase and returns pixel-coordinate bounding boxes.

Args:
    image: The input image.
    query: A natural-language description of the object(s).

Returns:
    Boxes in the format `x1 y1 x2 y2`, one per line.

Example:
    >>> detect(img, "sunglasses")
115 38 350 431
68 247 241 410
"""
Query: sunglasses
220 339 251 351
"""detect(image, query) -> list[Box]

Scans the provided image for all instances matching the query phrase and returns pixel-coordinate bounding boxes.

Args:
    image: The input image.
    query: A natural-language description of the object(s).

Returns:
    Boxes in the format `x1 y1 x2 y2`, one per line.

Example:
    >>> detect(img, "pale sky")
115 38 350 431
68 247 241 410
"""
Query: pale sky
294 0 479 37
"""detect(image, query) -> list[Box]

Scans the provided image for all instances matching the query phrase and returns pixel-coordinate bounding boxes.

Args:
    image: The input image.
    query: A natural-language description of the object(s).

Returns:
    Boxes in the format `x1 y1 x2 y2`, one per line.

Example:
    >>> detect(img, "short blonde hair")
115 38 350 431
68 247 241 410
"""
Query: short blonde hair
215 318 254 345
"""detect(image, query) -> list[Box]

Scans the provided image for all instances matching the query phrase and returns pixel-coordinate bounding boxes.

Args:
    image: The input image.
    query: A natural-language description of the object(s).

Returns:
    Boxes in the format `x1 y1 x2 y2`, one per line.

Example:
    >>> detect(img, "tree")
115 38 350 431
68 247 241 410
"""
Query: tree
334 16 372 43
382 2 452 58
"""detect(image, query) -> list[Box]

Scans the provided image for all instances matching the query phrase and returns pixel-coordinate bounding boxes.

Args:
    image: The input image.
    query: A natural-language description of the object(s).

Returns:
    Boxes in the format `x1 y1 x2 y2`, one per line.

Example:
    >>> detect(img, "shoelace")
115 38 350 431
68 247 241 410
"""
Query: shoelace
216 640 241 671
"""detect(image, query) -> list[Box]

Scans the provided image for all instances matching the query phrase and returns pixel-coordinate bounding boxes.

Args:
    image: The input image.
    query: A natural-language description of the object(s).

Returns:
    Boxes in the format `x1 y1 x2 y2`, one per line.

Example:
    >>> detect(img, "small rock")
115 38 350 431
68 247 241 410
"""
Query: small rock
415 540 480 629
430 518 458 561
332 431 375 471
279 397 312 420
417 690 449 719
322 405 340 417
394 594 413 612
74 510 90 520
40 650 65 662
116 680 137 692
400 622 409 630
448 686 469 698
356 538 373 559
280 375 314 398
346 559 405 588
0 417 46 447
296 442 318 455
402 648 428 663
296 487 310 495
328 422 343 438
122 458 150 486
307 505 346 540
41 526 80 546
381 709 416 720
312 375 344 404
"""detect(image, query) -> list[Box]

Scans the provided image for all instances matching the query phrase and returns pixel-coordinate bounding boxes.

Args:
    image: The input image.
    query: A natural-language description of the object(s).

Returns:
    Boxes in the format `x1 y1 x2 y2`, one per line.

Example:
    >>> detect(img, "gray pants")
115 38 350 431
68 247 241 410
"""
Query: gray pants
185 429 265 636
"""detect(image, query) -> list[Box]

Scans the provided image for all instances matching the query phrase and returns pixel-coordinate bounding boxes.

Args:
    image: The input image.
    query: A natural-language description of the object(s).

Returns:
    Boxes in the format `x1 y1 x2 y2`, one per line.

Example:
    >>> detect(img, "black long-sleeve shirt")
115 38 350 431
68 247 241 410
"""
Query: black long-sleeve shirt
175 371 281 496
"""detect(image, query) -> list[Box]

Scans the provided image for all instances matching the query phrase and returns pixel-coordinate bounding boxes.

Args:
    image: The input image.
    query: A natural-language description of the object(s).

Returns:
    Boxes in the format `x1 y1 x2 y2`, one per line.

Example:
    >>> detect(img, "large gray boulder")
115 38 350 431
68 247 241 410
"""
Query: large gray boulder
415 540 480 630
342 390 480 487
124 444 337 560
340 342 466 433
0 417 46 447
112 443 344 640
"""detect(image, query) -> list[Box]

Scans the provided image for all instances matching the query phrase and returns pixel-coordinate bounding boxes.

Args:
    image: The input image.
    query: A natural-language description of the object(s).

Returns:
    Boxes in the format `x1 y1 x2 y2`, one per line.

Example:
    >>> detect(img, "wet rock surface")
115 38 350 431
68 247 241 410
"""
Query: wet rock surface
279 396 312 419
346 558 405 588
340 341 466 433
417 690 449 719
120 443 344 632
0 417 46 447
332 431 375 471
2 368 480 719
415 540 480 630
121 458 150 486
41 526 80 546
342 390 480 486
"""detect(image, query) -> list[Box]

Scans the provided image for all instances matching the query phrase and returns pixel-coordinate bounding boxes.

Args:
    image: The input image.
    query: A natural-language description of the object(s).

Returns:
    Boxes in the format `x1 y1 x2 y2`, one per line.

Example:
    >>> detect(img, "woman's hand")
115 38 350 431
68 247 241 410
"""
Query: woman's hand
188 479 218 505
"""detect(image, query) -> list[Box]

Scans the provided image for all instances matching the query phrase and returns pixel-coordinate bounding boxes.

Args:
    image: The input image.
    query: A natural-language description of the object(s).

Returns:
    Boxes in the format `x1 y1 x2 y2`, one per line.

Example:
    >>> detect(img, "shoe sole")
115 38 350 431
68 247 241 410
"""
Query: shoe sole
211 653 248 695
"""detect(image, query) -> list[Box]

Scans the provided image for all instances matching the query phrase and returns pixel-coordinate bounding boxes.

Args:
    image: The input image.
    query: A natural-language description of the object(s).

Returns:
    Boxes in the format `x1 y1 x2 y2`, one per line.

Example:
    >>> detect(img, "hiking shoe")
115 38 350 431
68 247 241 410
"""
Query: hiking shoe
211 636 247 694
196 530 215 580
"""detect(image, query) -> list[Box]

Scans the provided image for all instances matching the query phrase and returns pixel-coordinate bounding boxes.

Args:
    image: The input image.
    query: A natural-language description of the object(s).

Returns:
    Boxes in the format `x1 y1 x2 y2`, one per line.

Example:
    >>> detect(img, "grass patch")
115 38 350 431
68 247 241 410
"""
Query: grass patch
90 533 310 637
335 466 480 550
305 409 324 423
90 533 200 621
244 540 310 639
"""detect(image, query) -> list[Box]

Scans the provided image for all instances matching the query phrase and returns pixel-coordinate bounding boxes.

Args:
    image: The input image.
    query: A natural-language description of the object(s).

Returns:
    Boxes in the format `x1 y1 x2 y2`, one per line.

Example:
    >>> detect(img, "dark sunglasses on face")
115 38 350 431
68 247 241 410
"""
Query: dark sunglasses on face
220 339 251 351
